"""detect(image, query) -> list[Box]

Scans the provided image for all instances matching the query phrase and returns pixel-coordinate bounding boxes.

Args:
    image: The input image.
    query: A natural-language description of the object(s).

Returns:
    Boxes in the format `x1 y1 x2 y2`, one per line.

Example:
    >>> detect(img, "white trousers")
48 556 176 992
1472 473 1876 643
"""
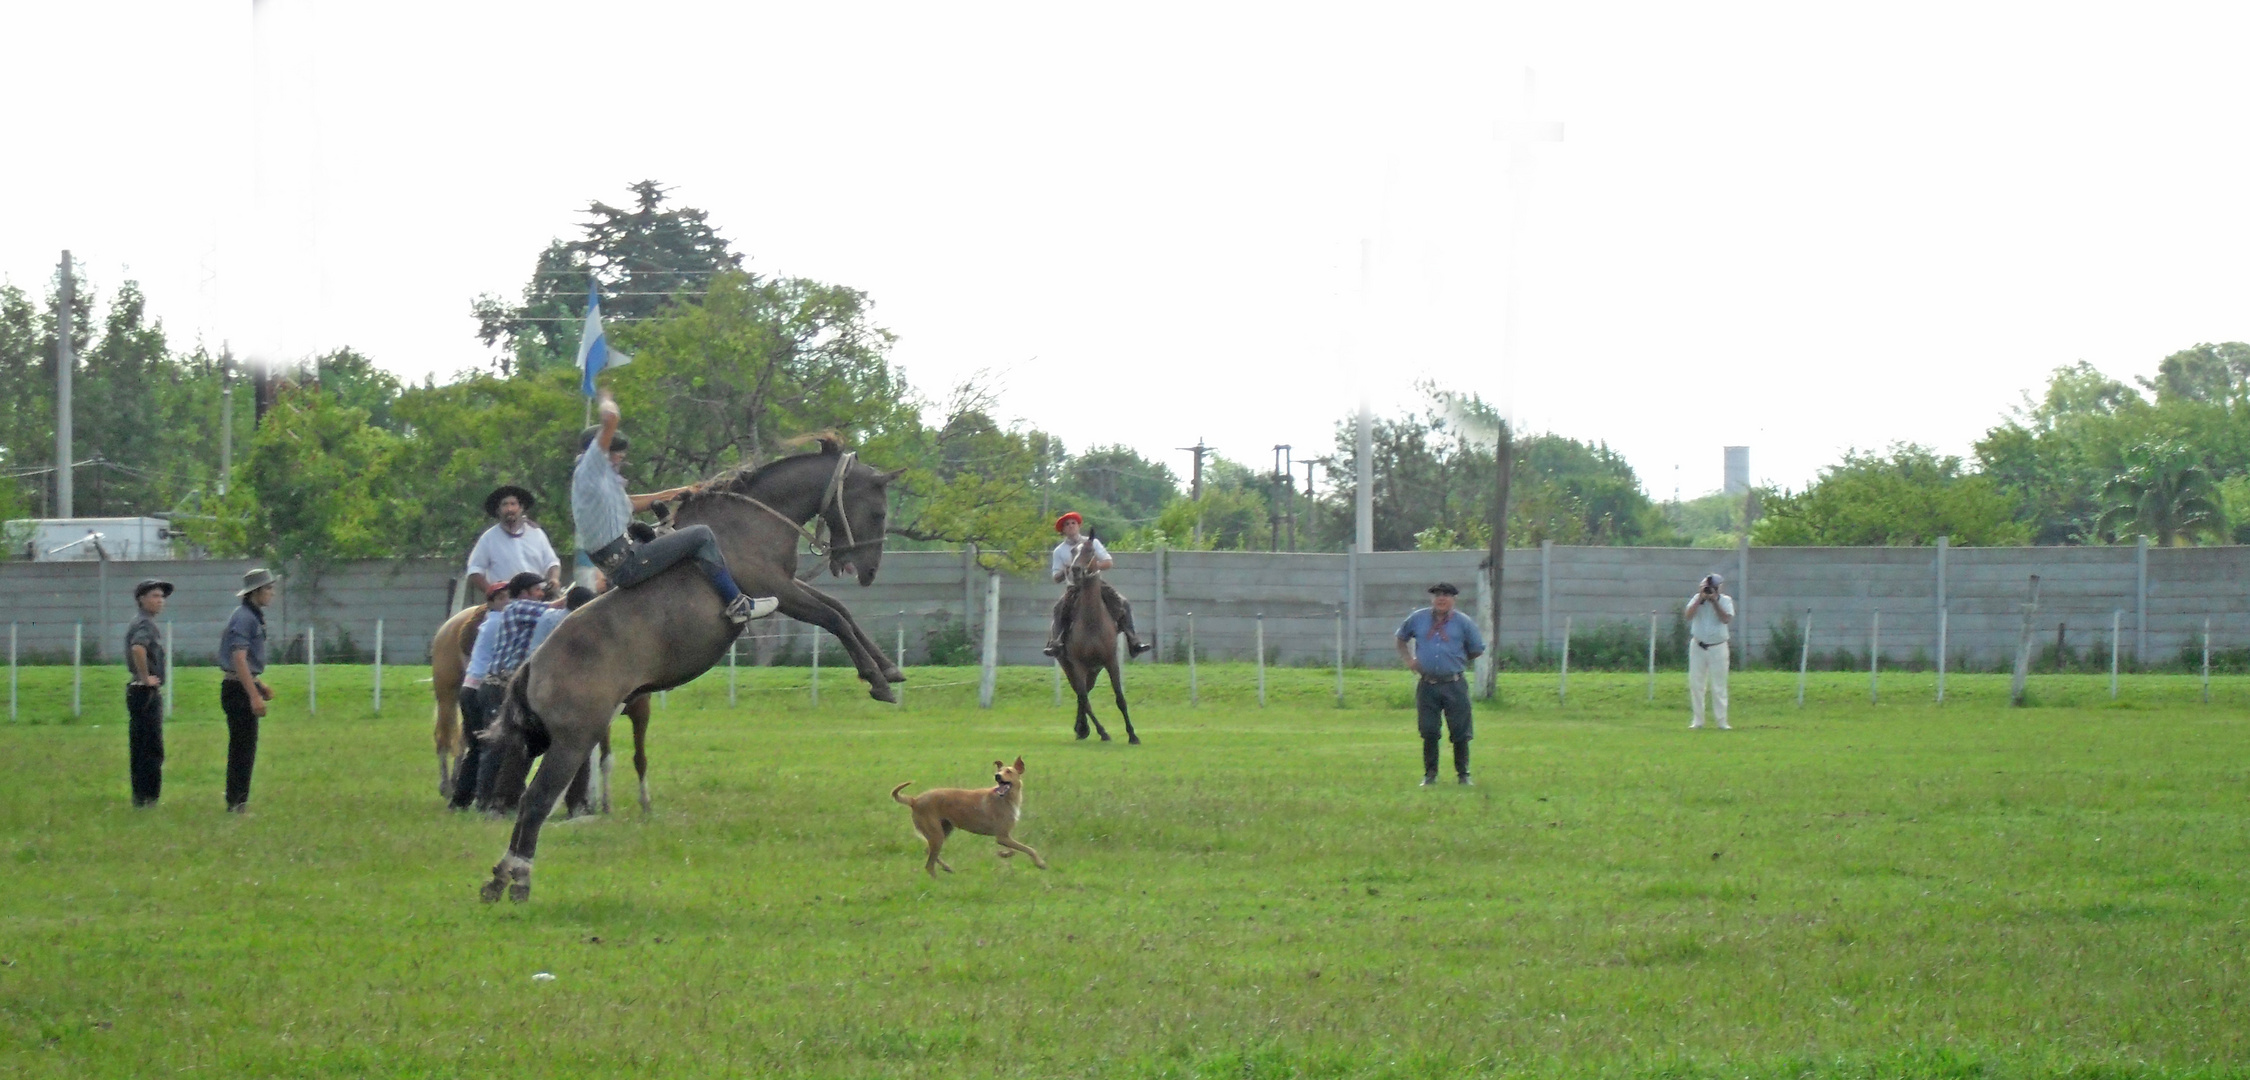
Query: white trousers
1688 640 1730 727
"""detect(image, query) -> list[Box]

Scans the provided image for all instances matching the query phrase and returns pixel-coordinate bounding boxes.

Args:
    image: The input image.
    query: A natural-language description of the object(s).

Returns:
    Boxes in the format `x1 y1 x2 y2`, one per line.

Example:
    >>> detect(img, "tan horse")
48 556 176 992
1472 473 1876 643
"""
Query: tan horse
431 602 655 812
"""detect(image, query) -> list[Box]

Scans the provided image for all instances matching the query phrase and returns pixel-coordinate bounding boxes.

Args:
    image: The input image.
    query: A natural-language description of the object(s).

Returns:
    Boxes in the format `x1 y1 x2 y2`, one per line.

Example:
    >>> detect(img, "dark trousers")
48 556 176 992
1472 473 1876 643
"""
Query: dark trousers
126 684 164 805
448 680 490 810
220 680 260 807
1049 581 1139 643
1416 677 1473 776
473 681 513 809
607 524 737 599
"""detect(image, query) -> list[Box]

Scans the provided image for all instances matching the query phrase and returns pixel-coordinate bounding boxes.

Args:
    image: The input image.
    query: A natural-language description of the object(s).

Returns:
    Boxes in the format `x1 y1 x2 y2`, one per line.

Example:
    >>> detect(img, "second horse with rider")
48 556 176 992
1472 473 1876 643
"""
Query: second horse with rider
1042 511 1152 659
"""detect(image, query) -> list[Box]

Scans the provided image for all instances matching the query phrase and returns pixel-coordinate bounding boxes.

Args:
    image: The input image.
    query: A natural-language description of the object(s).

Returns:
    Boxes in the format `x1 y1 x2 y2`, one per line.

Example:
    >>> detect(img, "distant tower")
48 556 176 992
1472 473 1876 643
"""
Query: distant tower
1723 446 1750 496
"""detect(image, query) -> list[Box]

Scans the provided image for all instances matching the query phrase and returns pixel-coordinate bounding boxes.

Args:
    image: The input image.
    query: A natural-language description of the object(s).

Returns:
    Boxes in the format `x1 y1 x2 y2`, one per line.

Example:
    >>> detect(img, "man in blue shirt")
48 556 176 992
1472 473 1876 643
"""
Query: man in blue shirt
217 568 280 813
1395 582 1486 787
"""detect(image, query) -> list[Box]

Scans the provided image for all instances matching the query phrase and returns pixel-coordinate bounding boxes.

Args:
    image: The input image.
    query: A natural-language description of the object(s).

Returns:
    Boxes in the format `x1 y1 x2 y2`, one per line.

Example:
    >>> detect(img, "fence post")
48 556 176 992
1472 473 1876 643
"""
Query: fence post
73 622 82 719
1255 612 1266 707
373 618 384 714
1869 610 1880 705
728 638 738 707
1936 610 1948 704
810 626 821 707
977 571 1000 709
895 614 906 707
2202 616 2212 704
1539 539 1552 654
1645 611 1657 701
1344 545 1358 666
307 625 317 716
2109 610 2121 700
2135 535 2149 666
8 623 15 723
1334 609 1345 706
1558 615 1572 702
1796 611 1811 708
1152 544 1166 665
1187 612 1198 706
2010 574 2041 707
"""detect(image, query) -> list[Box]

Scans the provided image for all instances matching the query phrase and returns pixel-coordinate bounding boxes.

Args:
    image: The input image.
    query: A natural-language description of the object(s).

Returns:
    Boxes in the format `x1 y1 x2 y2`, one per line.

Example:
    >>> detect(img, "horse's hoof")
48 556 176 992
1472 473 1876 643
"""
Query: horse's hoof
868 685 899 704
1099 733 1112 742
881 668 906 683
508 882 531 903
1074 730 1089 741
1129 735 1141 745
479 878 505 903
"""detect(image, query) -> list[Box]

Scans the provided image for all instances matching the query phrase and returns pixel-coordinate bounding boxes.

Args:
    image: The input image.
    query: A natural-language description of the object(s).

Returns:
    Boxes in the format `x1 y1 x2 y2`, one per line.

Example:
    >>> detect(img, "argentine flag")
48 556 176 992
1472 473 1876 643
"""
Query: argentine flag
575 281 631 397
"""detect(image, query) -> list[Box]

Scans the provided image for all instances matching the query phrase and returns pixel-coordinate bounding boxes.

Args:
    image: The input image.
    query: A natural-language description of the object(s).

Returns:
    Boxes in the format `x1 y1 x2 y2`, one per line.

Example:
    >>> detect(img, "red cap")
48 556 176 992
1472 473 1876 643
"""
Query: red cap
1054 512 1082 533
485 581 510 597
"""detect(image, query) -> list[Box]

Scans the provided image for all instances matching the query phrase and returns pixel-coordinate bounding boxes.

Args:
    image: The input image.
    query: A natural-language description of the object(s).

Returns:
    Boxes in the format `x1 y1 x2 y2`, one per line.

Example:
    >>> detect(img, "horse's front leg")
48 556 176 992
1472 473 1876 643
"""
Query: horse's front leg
1107 659 1139 745
776 583 896 703
796 582 905 683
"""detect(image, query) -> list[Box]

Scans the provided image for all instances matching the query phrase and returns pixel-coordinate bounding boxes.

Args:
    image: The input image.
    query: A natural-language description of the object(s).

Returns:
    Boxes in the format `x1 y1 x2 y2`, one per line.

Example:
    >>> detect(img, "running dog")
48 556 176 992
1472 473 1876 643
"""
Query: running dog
890 757 1047 878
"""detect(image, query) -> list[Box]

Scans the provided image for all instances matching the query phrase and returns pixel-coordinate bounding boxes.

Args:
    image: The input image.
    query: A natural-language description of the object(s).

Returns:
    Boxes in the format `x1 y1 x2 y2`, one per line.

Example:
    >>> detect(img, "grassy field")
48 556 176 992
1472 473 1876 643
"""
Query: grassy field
2 659 2247 1078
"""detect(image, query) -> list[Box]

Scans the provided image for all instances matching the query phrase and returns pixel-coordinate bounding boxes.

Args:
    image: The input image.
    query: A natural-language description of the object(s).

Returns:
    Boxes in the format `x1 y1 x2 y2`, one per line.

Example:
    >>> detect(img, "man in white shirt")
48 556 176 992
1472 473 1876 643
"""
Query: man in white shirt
465 485 561 601
1685 573 1735 730
1041 511 1151 658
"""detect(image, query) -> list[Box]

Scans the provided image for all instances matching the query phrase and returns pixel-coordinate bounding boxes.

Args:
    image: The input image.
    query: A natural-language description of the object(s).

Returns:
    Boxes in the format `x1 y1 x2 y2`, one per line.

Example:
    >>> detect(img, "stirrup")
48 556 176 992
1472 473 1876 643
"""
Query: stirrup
1128 639 1153 657
1042 640 1063 658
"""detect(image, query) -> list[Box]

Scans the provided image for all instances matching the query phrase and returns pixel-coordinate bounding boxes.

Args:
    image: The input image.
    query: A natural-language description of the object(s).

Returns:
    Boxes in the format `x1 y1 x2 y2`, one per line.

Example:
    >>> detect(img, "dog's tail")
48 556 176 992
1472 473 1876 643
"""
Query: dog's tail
891 781 914 805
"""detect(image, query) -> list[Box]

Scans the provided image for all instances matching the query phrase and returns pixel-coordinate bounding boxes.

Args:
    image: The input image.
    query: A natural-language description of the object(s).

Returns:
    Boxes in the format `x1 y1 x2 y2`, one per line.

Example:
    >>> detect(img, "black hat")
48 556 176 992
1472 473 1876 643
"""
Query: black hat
564 584 596 611
1427 582 1461 596
484 485 536 518
133 578 174 599
579 425 629 453
505 571 548 598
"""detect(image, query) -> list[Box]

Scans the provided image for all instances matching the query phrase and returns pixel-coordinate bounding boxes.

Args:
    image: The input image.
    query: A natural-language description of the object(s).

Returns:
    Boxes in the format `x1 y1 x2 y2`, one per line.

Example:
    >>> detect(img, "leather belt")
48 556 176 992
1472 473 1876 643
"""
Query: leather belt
1421 673 1462 684
588 535 631 573
1694 639 1728 650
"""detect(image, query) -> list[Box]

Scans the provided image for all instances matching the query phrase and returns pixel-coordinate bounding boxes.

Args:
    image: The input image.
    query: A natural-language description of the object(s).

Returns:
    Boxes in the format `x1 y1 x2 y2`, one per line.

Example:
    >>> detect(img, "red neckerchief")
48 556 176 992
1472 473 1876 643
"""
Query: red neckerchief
1429 609 1452 642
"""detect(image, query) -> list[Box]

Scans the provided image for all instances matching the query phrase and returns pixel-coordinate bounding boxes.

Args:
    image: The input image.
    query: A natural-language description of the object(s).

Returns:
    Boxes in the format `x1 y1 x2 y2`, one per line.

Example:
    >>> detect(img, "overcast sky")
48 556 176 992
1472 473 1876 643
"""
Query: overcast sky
5 2 2246 499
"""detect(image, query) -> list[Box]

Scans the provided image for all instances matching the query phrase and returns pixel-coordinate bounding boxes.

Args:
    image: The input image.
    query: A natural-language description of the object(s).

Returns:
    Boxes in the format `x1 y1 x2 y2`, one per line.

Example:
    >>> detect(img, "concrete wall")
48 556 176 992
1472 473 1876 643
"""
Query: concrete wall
0 541 2239 667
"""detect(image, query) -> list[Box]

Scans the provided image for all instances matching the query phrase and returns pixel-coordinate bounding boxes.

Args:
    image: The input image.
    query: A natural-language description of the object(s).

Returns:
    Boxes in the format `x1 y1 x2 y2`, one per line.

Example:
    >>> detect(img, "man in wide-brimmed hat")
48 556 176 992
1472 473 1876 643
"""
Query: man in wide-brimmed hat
1396 581 1486 787
216 568 281 813
124 578 174 806
1041 511 1151 659
465 484 560 602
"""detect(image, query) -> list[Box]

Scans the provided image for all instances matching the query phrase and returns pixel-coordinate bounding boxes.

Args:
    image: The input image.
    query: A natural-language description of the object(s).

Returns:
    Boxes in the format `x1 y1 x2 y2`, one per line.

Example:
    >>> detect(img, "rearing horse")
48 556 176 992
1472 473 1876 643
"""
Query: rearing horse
478 441 901 903
1059 538 1139 744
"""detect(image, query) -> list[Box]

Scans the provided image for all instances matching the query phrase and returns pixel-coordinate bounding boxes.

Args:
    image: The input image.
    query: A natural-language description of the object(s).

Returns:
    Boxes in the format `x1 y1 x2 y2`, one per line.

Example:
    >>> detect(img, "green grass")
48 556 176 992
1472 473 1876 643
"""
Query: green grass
3 661 2248 1078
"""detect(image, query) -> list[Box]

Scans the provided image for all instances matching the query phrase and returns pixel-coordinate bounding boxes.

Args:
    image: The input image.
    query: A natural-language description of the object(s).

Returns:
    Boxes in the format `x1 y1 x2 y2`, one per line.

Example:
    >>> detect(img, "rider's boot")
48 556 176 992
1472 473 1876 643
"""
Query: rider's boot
725 594 780 625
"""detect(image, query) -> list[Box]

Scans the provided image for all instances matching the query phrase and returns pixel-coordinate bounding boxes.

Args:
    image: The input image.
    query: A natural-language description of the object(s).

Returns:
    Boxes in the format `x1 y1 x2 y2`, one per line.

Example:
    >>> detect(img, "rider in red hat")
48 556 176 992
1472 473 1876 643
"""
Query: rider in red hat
1042 512 1152 658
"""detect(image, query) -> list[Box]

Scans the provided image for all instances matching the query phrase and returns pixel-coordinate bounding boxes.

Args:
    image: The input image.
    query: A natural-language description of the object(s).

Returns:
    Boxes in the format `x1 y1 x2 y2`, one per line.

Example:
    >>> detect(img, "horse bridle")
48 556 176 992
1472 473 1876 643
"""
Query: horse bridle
702 452 884 560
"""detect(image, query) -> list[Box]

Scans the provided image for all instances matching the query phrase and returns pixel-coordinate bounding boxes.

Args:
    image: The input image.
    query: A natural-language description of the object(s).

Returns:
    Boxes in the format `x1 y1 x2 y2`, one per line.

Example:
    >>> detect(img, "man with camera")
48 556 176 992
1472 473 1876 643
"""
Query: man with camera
1685 573 1735 730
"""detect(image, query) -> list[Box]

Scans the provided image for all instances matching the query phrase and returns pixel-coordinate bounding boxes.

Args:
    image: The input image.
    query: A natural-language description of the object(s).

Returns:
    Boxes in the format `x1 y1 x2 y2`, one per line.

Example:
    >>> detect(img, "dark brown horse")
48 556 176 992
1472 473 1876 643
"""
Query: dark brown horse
479 441 900 902
1060 539 1138 744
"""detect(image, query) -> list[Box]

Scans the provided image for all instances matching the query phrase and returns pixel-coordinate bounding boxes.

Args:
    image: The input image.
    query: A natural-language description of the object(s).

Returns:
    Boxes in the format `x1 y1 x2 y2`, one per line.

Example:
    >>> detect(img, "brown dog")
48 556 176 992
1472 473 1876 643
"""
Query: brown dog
890 757 1047 878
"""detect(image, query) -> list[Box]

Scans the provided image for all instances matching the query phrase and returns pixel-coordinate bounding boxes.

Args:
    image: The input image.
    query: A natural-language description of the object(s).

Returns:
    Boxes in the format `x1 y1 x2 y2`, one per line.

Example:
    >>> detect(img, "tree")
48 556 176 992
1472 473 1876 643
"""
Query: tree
1755 444 2029 547
182 385 408 567
2138 342 2250 406
472 181 746 376
1975 362 2150 545
1057 446 1180 534
2096 440 2224 546
607 271 916 483
889 380 1052 573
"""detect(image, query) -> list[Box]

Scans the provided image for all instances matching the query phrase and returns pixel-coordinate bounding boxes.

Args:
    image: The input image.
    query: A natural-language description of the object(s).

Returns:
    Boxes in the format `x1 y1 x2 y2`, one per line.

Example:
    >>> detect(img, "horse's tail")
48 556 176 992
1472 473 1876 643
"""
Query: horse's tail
481 665 539 746
891 781 915 805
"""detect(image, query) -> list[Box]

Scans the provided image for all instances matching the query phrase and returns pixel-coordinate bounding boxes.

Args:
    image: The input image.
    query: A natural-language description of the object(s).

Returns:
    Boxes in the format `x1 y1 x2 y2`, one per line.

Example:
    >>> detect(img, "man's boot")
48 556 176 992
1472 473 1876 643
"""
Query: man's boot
725 594 780 625
1453 739 1472 786
1420 736 1441 786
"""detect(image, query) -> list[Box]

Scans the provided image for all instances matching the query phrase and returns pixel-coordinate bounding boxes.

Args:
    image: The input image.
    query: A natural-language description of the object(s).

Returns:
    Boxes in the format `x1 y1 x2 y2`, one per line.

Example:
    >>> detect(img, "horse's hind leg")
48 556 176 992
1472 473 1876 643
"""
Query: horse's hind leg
434 685 460 799
1107 661 1139 745
482 734 595 904
626 694 652 813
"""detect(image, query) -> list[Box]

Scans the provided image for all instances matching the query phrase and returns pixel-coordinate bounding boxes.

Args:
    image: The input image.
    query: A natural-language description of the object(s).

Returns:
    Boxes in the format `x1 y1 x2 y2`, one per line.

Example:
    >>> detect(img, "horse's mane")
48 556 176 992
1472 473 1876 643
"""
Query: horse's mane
688 436 846 504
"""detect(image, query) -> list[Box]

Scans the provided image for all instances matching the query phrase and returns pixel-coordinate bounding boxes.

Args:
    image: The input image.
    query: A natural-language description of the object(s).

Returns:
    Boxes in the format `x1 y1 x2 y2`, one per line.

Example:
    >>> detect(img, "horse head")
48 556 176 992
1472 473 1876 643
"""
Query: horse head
822 444 901 586
1066 536 1101 587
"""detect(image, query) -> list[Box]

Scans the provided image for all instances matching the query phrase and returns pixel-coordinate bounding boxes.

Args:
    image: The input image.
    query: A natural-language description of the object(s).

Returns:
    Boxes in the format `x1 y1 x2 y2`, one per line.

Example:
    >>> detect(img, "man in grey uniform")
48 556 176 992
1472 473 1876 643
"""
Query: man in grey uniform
218 568 280 812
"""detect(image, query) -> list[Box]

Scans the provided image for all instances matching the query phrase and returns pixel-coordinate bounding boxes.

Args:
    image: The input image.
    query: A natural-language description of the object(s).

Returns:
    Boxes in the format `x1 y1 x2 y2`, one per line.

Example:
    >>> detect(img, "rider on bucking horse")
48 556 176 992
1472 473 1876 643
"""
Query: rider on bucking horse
575 386 780 628
1042 511 1152 659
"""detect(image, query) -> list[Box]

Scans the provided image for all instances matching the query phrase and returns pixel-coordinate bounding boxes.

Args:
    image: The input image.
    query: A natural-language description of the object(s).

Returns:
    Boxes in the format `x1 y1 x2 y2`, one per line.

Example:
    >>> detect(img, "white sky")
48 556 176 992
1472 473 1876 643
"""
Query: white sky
5 2 2247 499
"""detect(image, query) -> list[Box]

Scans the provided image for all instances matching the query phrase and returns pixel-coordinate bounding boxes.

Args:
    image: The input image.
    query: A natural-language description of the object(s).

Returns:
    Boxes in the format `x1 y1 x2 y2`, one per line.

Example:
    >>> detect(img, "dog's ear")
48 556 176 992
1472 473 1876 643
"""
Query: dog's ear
1013 756 1026 773
993 760 1005 772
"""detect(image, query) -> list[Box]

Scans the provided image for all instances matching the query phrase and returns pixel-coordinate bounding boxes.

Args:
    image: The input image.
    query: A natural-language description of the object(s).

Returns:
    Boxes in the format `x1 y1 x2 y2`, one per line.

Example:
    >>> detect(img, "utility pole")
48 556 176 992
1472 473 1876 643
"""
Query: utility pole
1177 438 1210 546
219 345 234 495
1354 403 1373 553
1272 445 1294 551
1301 458 1319 548
55 251 74 520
